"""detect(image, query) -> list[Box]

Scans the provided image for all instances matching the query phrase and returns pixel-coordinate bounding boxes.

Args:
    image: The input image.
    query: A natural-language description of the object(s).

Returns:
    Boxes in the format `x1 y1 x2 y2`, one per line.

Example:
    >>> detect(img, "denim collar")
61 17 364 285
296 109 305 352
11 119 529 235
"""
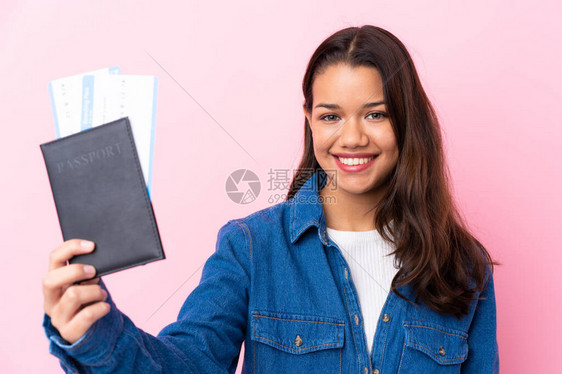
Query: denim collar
289 169 411 290
289 169 330 245
289 169 396 246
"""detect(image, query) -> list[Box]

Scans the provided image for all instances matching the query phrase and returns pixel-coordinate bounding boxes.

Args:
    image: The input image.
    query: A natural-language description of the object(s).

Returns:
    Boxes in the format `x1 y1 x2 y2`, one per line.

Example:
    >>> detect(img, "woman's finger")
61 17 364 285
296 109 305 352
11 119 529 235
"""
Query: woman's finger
55 301 111 345
43 264 97 312
55 284 108 323
77 277 101 286
48 239 96 272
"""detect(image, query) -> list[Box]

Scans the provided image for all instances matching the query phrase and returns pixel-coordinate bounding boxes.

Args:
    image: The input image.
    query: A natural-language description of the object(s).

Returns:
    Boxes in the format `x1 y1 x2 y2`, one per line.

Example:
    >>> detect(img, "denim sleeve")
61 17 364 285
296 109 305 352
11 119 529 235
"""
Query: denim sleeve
42 220 251 373
461 265 500 373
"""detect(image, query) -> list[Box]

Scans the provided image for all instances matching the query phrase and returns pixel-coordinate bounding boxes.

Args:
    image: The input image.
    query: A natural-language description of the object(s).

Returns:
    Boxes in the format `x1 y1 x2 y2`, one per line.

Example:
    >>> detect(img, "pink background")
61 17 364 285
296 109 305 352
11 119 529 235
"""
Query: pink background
1 1 560 373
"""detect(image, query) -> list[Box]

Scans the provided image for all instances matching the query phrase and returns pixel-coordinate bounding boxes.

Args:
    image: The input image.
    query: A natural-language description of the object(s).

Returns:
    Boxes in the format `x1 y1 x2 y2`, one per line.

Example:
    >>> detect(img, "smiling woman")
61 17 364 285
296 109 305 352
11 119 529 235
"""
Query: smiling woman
42 25 499 374
288 24 500 372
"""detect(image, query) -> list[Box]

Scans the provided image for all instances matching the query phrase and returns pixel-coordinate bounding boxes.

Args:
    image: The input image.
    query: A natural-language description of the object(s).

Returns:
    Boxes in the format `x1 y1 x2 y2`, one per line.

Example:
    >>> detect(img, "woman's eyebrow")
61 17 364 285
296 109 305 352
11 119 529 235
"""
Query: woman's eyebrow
314 101 385 109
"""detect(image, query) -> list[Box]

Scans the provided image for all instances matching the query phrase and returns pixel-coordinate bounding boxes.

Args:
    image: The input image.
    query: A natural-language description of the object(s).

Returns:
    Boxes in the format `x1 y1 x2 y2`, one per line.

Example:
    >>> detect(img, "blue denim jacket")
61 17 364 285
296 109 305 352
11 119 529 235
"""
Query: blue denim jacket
43 169 499 373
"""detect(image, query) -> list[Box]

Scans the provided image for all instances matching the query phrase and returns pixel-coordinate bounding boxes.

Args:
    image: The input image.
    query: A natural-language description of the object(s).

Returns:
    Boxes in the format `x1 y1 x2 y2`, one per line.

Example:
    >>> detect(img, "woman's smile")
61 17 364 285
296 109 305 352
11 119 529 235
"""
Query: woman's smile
332 153 378 172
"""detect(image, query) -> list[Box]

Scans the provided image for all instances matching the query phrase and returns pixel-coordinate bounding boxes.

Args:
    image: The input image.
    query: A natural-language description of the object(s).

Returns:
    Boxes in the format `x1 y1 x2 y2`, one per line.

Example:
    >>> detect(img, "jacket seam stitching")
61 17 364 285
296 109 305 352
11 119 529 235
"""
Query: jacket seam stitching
253 335 340 352
235 221 252 261
339 343 342 374
408 342 465 361
403 324 468 339
397 341 407 374
232 220 252 373
379 296 399 370
339 265 361 369
251 314 344 325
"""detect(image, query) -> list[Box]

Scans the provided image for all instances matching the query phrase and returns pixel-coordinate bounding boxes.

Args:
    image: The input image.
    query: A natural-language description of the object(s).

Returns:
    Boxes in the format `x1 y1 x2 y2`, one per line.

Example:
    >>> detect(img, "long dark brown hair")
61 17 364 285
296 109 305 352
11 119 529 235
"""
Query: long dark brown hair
286 25 500 319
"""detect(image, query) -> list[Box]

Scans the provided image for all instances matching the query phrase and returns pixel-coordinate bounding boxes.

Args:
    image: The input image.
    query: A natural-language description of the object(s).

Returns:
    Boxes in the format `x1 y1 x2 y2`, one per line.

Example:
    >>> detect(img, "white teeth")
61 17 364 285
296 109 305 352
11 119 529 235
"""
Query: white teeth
337 156 374 165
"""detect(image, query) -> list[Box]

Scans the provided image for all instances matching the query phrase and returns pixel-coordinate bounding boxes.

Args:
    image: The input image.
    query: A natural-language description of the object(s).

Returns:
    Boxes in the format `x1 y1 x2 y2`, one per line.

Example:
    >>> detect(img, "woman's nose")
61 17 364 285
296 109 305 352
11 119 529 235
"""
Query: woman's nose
337 117 368 148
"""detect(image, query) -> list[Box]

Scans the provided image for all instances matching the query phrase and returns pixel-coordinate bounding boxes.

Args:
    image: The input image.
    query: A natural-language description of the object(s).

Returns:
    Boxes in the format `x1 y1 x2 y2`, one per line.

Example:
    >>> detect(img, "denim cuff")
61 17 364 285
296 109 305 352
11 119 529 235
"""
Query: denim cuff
43 278 124 367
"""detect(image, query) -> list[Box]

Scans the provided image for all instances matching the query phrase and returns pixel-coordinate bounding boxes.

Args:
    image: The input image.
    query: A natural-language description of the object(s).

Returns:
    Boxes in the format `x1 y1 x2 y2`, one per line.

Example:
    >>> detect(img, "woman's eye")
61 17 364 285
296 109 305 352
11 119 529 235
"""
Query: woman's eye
320 114 339 122
367 112 386 120
319 113 387 122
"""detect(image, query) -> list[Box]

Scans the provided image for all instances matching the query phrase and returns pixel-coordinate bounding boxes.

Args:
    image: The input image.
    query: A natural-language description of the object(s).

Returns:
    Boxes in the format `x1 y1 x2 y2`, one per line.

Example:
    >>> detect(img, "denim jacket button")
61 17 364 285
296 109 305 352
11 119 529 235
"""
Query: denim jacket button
439 345 445 356
364 367 368 374
295 335 303 347
382 313 390 322
354 314 359 325
373 369 380 374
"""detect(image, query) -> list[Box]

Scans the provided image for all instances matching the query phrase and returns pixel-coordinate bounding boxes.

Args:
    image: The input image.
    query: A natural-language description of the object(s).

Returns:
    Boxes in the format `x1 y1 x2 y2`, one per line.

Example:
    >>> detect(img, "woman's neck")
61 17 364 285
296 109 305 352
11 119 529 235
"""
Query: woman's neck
320 185 383 231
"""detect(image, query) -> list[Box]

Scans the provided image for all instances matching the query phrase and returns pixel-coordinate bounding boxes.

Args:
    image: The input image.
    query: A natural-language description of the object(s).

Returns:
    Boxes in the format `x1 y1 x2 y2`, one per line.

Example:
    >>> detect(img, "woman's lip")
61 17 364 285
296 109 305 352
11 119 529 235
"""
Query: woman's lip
332 153 377 158
333 154 377 172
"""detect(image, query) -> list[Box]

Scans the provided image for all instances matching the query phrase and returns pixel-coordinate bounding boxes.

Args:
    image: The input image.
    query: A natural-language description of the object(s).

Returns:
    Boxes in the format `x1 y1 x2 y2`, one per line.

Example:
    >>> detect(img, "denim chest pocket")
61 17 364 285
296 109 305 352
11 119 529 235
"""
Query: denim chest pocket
250 310 345 373
398 321 469 373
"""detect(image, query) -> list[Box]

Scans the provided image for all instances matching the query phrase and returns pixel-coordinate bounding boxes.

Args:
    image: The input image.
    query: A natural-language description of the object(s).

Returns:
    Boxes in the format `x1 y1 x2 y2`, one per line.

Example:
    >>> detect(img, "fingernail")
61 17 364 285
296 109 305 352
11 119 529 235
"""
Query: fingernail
84 265 96 274
81 240 94 250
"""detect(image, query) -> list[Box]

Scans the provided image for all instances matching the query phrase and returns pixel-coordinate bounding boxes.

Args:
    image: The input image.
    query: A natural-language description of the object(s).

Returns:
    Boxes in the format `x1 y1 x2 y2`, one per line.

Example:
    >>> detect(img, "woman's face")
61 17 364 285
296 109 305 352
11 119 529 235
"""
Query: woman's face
303 63 399 196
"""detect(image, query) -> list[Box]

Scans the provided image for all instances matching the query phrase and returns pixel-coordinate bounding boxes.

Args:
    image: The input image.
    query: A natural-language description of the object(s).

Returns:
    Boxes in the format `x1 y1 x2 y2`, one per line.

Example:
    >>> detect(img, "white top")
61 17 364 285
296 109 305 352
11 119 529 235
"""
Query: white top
326 227 399 357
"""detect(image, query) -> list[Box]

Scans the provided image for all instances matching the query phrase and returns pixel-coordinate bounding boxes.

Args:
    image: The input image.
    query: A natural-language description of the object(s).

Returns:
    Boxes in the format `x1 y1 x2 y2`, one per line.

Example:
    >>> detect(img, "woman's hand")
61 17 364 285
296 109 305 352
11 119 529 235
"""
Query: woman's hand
42 239 110 344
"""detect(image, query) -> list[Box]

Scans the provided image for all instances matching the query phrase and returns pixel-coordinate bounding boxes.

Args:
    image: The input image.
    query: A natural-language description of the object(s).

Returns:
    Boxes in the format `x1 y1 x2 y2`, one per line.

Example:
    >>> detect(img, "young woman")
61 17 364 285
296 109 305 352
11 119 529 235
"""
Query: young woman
42 25 500 373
